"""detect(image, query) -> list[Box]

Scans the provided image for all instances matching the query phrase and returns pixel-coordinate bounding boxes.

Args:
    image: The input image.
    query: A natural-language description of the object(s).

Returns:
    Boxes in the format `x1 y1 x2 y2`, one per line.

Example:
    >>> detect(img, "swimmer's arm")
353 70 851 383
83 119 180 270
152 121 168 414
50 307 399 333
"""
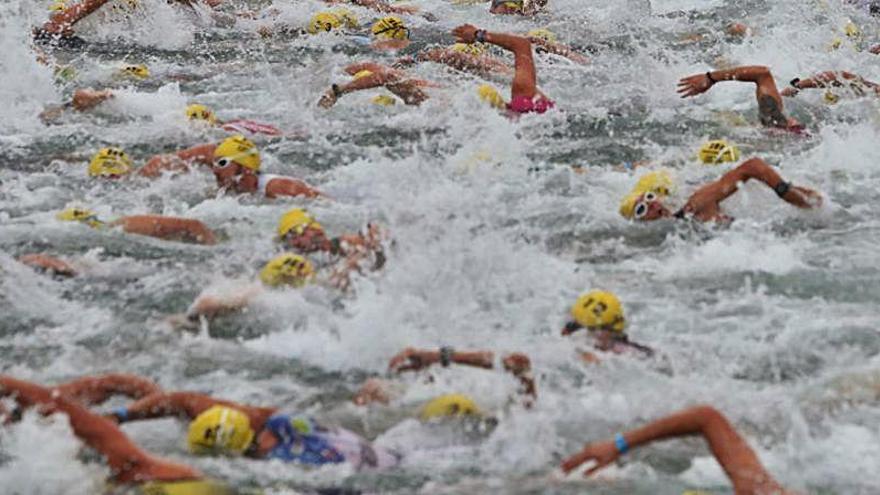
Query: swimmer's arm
501 353 537 402
529 38 590 64
39 0 113 36
186 285 263 320
17 253 77 277
117 391 276 428
345 0 418 14
719 158 821 209
678 66 779 99
561 406 790 495
55 374 161 406
71 88 115 111
113 215 217 245
264 177 323 199
138 144 216 178
388 347 495 373
0 376 201 484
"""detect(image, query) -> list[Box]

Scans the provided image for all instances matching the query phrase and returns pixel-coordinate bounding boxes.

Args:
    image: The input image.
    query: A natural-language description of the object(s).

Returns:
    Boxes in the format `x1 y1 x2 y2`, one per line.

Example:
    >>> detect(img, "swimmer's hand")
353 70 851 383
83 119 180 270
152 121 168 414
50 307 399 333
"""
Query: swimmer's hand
560 439 618 476
787 185 823 209
353 378 391 406
166 313 200 333
388 348 438 373
870 44 880 55
677 73 714 98
452 24 480 44
780 87 799 97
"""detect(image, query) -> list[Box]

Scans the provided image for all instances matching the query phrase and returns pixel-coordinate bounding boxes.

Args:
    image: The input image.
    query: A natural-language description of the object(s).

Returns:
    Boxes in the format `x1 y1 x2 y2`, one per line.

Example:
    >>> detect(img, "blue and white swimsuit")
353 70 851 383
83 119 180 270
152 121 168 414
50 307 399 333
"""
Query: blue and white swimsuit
263 413 400 470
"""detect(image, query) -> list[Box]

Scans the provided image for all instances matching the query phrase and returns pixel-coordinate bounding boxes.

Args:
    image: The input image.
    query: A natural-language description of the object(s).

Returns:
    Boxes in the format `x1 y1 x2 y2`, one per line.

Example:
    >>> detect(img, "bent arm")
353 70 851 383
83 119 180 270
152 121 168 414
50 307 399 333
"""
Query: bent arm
719 158 820 209
138 144 216 178
56 374 161 406
117 391 275 430
115 215 216 245
18 254 77 277
186 284 263 320
0 376 200 483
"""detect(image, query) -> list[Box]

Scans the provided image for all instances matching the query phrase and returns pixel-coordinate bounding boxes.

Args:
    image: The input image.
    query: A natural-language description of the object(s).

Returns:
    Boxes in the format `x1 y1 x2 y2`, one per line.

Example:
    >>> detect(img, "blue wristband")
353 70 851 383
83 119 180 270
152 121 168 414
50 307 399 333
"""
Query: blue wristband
112 406 128 422
614 432 629 454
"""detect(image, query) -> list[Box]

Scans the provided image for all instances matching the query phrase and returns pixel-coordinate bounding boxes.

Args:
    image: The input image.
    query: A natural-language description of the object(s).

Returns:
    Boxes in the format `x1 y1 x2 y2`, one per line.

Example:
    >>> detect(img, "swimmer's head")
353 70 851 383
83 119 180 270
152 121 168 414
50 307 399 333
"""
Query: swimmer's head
56 207 104 229
564 290 626 335
451 42 486 56
698 139 740 164
187 406 254 456
186 104 217 125
119 64 149 80
372 94 397 106
477 84 506 109
88 147 133 178
632 170 674 197
259 253 315 288
420 394 483 421
526 28 557 44
277 208 327 251
619 190 670 221
353 69 373 80
49 0 66 12
824 90 840 105
213 135 260 171
371 16 409 40
844 20 861 39
308 12 343 34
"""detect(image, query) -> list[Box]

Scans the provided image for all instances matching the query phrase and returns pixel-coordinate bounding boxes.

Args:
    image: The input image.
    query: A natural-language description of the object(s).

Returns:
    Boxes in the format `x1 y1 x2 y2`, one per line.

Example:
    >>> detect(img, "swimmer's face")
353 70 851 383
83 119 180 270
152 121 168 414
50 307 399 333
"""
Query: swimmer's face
212 158 244 187
786 117 804 133
633 192 670 221
284 226 328 252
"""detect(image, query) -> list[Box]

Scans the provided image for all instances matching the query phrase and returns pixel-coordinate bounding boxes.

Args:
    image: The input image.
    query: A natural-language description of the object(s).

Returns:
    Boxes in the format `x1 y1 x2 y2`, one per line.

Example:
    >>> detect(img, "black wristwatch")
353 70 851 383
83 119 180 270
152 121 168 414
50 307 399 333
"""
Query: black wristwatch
706 71 717 84
789 78 801 89
475 29 487 43
439 346 455 367
774 180 791 197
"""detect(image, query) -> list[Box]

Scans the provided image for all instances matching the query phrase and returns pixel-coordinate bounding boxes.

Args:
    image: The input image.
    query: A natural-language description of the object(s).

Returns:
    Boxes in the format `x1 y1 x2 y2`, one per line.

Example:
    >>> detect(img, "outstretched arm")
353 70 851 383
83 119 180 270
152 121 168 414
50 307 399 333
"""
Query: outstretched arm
55 374 161 406
18 254 77 277
560 405 793 495
110 391 275 429
529 37 590 64
454 25 539 99
138 144 216 178
265 177 324 199
678 66 789 127
0 376 201 484
113 215 216 245
38 0 112 36
783 71 878 97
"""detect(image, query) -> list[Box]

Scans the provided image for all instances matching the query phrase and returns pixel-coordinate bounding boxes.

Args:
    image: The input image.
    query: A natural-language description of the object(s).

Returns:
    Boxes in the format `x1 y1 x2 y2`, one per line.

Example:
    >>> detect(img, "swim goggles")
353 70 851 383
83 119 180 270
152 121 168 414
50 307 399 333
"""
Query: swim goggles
632 192 659 220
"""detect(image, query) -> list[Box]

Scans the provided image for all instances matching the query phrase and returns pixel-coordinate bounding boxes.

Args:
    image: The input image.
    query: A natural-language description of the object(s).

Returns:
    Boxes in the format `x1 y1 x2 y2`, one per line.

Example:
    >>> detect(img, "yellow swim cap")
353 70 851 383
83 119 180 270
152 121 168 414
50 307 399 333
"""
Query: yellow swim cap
334 8 360 29
698 139 740 164
477 84 506 109
185 104 217 125
372 95 397 106
633 170 674 196
451 42 486 56
420 394 483 421
213 135 260 171
120 64 149 80
259 253 315 288
824 90 840 104
527 28 557 44
49 0 66 11
277 208 323 238
308 12 343 34
844 20 861 39
571 290 625 333
56 207 104 228
372 16 408 40
187 406 254 456
88 147 132 177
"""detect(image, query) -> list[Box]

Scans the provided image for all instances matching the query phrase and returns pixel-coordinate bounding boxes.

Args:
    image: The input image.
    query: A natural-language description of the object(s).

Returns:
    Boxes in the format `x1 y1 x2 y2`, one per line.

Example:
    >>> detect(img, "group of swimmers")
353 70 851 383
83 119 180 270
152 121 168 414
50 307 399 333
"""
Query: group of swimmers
4 0 878 493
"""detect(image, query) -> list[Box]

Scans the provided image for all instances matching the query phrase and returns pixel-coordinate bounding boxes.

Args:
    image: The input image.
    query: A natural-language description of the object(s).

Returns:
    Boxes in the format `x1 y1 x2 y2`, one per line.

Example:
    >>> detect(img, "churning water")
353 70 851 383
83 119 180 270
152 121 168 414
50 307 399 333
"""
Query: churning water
1 0 879 493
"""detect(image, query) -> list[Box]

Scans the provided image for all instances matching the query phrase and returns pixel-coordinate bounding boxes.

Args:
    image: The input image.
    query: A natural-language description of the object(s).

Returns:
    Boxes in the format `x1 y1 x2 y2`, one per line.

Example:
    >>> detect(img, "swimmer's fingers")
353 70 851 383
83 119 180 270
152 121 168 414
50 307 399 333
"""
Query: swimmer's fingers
452 24 478 44
561 441 618 476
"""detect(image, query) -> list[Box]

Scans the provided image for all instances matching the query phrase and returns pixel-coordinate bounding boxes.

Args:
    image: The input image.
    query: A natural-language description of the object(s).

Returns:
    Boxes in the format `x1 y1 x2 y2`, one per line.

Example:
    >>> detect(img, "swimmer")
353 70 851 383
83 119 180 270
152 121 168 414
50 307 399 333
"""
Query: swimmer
619 158 822 223
560 405 796 495
453 24 556 115
276 208 387 287
318 62 437 107
678 66 804 132
562 290 654 364
489 0 547 16
185 103 287 136
139 135 323 199
172 252 353 328
53 206 217 244
781 71 880 98
0 375 216 491
353 347 536 407
106 388 400 469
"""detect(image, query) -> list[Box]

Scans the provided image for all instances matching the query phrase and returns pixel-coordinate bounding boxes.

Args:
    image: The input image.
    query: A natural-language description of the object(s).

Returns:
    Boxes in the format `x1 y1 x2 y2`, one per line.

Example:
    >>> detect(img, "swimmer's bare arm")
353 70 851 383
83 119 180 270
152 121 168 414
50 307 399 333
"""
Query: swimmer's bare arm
55 373 161 406
454 25 541 99
115 391 276 429
388 348 495 373
560 405 794 495
783 71 879 97
528 37 590 64
38 0 112 36
0 376 201 484
682 158 821 220
412 49 515 76
185 284 264 320
342 0 418 14
265 177 324 199
138 144 216 178
18 253 77 277
72 88 115 111
112 215 217 245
